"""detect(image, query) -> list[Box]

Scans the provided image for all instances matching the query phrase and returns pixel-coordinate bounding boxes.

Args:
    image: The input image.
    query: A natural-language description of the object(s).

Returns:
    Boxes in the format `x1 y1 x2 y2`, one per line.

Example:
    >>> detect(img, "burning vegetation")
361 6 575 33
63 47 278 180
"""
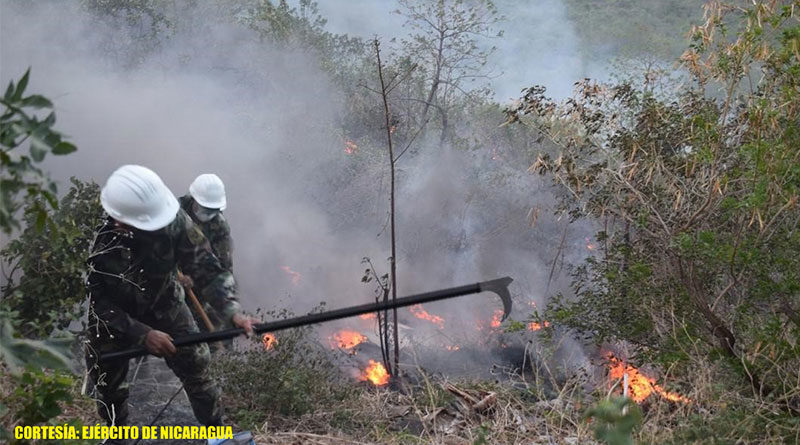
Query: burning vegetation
261 333 277 350
344 139 358 154
359 360 390 386
328 329 367 350
280 265 302 286
606 354 690 404
409 304 445 329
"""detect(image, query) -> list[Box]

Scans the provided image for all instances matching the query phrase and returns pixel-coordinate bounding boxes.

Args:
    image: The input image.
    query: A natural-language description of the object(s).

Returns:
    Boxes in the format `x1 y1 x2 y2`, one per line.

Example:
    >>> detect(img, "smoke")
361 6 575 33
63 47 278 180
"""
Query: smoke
1 0 594 376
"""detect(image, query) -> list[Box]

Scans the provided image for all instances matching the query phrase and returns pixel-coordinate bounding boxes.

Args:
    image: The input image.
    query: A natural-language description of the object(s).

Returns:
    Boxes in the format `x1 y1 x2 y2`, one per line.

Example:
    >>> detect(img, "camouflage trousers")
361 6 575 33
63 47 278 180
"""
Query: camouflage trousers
85 302 223 426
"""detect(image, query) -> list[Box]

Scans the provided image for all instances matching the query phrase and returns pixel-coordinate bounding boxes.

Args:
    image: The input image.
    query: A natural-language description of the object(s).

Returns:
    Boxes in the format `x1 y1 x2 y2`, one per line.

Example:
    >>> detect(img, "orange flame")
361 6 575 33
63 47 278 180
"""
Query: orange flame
527 321 551 331
409 304 444 329
586 237 596 251
445 345 461 351
280 265 301 286
262 333 277 350
607 354 690 403
344 139 358 154
360 360 390 386
490 309 504 328
359 313 377 320
329 330 367 350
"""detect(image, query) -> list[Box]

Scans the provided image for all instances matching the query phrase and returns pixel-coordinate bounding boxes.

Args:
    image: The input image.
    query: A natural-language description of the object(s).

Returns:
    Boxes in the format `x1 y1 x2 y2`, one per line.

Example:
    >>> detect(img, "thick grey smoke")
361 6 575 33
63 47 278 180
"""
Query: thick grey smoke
1 1 593 375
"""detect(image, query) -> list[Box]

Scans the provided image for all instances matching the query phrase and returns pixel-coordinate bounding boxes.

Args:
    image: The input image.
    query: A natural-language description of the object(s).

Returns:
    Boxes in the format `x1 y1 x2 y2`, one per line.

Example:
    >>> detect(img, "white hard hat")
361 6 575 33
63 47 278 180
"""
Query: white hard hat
100 165 180 231
189 173 227 210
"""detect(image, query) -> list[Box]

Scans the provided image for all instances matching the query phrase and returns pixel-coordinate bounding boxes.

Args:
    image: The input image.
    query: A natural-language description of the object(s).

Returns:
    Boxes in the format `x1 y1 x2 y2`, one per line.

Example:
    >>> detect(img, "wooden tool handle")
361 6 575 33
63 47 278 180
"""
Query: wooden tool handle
178 271 215 332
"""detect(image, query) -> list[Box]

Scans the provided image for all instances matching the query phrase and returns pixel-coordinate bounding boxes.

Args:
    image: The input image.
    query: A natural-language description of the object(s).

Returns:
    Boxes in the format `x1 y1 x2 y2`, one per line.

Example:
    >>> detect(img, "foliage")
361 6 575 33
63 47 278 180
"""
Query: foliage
394 0 503 144
0 314 73 375
81 0 176 65
584 397 641 445
1 179 103 338
241 0 367 73
0 69 77 234
0 366 93 445
211 307 354 428
507 0 800 428
562 0 702 60
0 73 89 443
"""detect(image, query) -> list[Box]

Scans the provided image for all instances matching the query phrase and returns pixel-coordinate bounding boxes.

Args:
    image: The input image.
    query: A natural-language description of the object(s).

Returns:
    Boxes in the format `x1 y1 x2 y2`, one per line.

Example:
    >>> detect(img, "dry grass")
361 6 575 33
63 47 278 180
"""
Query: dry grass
248 369 598 445
244 347 800 445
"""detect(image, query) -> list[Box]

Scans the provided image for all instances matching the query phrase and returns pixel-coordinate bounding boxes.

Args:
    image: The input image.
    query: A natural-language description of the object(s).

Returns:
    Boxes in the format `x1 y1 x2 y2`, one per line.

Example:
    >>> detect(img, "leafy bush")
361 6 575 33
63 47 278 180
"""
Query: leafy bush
0 69 77 234
585 397 641 445
0 70 92 444
0 366 94 445
1 179 102 338
506 0 800 440
211 308 354 428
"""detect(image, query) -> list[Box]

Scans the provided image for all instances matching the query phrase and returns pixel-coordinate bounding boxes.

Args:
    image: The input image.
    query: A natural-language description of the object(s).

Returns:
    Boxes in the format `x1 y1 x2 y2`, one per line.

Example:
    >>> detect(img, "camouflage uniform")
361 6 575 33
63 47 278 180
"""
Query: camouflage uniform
85 210 239 426
179 195 233 272
179 195 235 340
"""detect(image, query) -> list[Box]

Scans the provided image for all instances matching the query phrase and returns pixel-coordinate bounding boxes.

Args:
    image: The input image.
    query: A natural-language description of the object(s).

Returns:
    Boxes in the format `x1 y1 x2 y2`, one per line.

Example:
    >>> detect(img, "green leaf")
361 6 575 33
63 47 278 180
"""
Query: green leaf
34 208 47 232
30 139 48 162
21 95 53 109
13 68 30 101
41 189 58 208
53 141 77 155
3 80 14 101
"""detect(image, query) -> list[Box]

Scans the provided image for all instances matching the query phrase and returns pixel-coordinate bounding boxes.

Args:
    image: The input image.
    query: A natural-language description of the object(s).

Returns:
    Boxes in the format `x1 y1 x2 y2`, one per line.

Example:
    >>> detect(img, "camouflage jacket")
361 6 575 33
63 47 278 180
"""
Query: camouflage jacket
179 195 233 272
86 211 240 344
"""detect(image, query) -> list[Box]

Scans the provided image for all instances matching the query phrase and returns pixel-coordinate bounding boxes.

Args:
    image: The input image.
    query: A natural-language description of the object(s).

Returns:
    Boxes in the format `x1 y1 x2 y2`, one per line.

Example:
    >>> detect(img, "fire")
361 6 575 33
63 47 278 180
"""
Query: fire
360 360 390 386
262 333 277 350
445 345 461 351
359 313 377 320
280 265 301 286
329 330 367 350
409 304 445 329
607 354 690 404
527 321 550 331
586 237 596 251
344 139 358 154
490 309 504 328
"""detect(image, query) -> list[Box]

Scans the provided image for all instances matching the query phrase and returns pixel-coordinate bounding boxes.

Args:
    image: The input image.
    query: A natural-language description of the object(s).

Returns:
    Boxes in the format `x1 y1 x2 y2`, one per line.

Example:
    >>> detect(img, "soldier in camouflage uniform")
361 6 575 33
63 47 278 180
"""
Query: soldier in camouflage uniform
85 165 254 426
178 174 234 343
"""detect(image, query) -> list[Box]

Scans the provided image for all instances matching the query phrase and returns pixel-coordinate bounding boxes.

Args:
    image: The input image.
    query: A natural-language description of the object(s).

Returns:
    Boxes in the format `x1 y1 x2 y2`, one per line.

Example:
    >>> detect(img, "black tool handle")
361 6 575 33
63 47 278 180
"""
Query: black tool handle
97 276 512 363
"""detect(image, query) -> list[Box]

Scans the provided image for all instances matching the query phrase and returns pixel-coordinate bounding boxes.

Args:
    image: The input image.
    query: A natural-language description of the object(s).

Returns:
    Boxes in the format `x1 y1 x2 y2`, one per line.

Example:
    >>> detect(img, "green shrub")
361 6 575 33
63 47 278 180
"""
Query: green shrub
1 179 102 338
211 308 354 428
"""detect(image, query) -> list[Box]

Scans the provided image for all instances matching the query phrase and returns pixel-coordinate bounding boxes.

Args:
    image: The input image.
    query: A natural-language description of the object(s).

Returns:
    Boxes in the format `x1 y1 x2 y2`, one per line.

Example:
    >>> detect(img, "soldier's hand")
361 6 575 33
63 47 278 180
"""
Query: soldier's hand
232 313 256 337
145 330 177 357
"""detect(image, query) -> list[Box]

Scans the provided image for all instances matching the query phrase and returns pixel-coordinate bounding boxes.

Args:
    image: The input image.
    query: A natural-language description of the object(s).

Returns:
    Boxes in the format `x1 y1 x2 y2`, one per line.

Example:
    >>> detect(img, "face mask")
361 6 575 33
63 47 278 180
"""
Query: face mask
193 203 219 222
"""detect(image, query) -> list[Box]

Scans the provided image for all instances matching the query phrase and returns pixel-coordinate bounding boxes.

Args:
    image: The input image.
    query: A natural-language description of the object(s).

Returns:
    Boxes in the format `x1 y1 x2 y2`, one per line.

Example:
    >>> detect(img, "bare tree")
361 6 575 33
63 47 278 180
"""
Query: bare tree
395 0 502 144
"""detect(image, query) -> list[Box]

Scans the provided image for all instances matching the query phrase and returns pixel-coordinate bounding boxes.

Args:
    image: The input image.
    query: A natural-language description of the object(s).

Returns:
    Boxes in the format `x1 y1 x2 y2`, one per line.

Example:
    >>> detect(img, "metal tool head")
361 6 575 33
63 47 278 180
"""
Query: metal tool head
480 276 513 321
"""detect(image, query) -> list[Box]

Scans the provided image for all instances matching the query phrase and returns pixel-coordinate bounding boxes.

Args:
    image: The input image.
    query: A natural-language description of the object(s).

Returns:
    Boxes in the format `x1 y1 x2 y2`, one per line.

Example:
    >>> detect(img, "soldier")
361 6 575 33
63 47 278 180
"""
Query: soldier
180 174 232 273
178 174 234 341
85 165 254 427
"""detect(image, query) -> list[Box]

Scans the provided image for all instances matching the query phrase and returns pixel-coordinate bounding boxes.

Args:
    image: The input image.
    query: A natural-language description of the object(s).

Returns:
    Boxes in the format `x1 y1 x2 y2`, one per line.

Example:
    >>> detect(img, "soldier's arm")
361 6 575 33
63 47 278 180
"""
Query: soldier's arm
87 261 152 344
213 217 234 272
176 211 241 321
